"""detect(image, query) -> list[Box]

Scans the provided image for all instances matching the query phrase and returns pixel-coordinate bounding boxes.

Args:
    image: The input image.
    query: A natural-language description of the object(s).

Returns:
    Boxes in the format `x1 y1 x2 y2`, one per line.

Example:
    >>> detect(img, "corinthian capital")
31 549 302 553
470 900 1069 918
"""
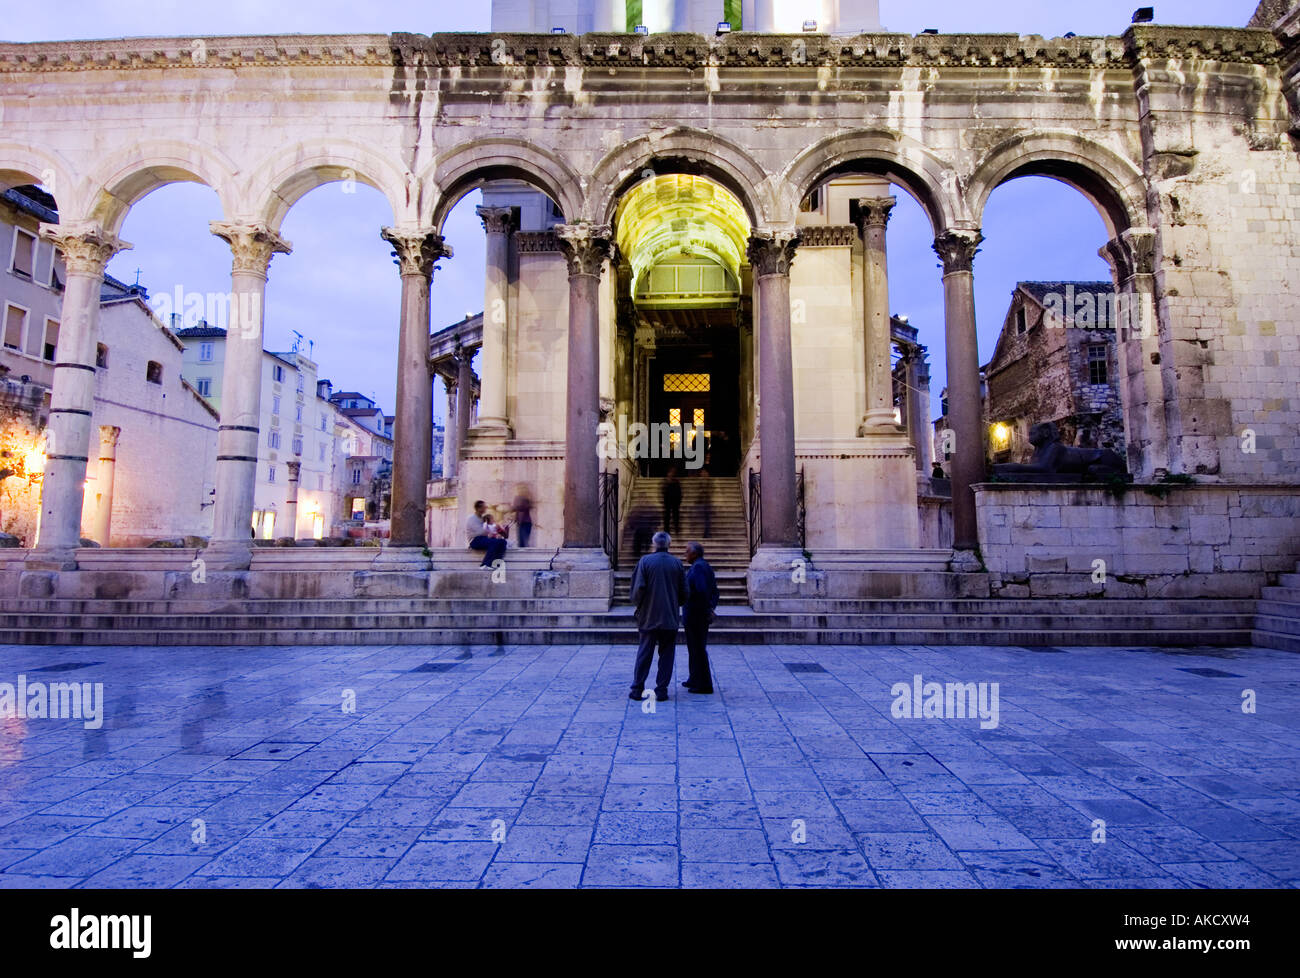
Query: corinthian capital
850 196 897 233
556 223 612 278
210 221 293 277
476 206 516 236
932 229 984 274
39 222 131 276
381 226 453 278
746 228 801 277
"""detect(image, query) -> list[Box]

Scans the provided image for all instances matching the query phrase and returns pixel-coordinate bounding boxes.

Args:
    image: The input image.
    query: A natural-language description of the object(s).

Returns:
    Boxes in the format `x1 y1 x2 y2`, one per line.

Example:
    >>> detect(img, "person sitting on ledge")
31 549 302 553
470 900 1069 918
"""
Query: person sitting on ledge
466 499 507 568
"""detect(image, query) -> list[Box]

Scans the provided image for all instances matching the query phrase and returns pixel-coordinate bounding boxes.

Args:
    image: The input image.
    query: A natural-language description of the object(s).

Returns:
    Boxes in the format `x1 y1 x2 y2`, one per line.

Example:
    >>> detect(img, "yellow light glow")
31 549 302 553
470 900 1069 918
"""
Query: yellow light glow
990 422 1012 451
614 174 751 300
24 443 45 475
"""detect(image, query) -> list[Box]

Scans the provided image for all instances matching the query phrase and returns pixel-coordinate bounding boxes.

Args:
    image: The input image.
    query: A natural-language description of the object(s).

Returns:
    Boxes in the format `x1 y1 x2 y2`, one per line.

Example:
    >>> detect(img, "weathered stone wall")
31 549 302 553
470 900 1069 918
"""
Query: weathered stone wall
976 483 1300 598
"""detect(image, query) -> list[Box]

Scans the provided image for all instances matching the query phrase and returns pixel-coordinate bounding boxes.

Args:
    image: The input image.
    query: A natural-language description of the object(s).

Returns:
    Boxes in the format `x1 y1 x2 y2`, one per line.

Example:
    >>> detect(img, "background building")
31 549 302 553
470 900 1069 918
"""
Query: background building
983 282 1124 465
492 0 881 34
2 186 217 546
178 328 394 539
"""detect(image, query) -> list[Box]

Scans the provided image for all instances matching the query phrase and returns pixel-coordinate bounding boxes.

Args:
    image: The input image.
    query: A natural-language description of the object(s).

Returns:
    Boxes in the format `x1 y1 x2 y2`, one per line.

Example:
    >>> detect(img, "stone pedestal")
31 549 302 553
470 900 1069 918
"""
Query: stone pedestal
90 425 121 547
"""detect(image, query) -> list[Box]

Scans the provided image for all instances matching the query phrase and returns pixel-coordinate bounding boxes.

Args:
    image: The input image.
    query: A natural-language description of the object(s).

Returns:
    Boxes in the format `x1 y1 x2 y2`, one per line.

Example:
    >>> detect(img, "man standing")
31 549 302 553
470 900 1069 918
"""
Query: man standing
465 499 506 568
681 541 719 694
662 466 682 536
629 531 686 702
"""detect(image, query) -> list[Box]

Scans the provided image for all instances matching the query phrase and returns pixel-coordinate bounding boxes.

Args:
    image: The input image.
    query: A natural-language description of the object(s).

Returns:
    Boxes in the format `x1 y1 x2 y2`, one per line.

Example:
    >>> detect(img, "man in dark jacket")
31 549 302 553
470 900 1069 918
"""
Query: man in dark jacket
681 541 719 694
629 531 686 702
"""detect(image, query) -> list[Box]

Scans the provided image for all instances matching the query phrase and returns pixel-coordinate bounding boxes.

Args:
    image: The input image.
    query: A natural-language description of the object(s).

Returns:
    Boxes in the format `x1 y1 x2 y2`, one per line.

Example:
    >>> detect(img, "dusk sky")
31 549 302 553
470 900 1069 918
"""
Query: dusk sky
7 1 1257 417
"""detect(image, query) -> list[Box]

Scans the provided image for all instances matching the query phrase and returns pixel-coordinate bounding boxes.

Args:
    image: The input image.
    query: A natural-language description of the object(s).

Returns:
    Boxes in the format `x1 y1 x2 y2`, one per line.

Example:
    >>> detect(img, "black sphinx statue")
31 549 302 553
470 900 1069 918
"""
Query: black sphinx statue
992 422 1127 481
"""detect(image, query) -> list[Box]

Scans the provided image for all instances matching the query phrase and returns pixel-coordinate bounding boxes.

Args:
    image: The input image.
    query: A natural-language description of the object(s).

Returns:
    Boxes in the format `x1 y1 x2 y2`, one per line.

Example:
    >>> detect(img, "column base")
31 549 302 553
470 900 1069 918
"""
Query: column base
201 540 254 572
748 545 806 573
24 547 78 572
373 546 432 572
468 422 512 443
552 547 610 571
950 548 983 573
857 415 910 439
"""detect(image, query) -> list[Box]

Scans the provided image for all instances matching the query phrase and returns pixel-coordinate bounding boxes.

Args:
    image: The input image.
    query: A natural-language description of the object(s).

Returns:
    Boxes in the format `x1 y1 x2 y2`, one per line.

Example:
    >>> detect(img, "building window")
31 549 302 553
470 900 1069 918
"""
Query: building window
1016 307 1027 334
297 374 304 392
10 229 35 279
295 403 303 422
41 318 59 361
320 414 327 431
272 395 281 415
317 475 324 491
198 341 214 362
196 378 212 396
1087 344 1108 385
272 364 285 383
96 343 109 368
268 464 276 484
319 443 327 462
351 467 362 486
799 188 821 213
663 373 711 393
292 436 303 456
146 361 163 384
268 429 281 450
2 304 25 352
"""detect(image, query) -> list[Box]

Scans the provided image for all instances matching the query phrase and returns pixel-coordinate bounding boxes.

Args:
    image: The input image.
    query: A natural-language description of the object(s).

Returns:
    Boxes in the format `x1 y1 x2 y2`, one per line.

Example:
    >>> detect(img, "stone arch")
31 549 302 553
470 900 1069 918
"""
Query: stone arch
966 132 1148 239
0 143 77 213
83 139 239 236
424 138 584 232
783 129 961 232
588 128 770 228
248 138 409 232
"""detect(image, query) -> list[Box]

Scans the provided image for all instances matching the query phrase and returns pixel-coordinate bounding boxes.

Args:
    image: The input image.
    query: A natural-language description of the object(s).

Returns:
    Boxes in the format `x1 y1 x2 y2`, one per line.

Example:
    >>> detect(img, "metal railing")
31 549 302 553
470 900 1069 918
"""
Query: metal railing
599 469 619 568
746 465 806 557
796 465 806 552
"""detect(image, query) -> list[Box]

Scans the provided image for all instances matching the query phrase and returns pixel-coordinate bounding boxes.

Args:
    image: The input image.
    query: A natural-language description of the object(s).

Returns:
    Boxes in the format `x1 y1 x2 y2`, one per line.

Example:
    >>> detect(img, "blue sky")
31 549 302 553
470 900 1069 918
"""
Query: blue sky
6 1 1257 416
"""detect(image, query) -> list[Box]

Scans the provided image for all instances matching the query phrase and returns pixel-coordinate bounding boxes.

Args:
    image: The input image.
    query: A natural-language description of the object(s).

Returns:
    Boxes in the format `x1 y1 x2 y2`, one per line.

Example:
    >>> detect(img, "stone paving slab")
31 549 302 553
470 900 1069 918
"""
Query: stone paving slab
0 641 1297 889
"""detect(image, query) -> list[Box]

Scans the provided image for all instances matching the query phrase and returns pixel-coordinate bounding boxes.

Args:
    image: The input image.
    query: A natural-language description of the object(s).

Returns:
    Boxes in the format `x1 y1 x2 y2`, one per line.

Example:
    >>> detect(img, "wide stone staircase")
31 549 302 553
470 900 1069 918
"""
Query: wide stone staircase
1254 561 1300 652
613 475 750 606
0 595 1261 647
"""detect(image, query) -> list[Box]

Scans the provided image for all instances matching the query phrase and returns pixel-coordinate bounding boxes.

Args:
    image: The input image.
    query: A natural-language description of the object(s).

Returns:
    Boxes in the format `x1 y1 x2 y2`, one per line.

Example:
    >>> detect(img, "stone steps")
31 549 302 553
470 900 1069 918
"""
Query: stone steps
1253 569 1300 651
0 599 1259 647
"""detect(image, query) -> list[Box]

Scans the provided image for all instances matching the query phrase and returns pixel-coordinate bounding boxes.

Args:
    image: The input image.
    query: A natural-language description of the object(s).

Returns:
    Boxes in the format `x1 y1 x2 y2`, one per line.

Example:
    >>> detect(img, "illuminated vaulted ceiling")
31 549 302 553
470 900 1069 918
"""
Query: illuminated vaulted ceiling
614 174 752 301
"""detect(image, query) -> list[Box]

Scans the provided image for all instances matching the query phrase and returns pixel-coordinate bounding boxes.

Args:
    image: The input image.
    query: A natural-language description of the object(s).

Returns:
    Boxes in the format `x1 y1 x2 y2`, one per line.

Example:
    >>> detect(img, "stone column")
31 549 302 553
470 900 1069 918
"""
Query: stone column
204 222 290 569
852 197 902 433
284 459 301 541
381 226 451 549
1101 228 1167 479
556 223 612 554
456 349 473 463
747 229 801 554
29 223 130 568
442 375 459 479
473 206 514 440
933 229 985 558
906 352 934 476
90 425 121 547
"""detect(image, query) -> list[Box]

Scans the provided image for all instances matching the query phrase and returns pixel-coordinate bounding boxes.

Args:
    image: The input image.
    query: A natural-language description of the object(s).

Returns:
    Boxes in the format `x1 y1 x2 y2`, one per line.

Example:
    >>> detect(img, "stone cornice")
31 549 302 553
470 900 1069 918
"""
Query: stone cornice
0 27 1281 73
797 225 857 248
515 231 562 253
1123 25 1281 65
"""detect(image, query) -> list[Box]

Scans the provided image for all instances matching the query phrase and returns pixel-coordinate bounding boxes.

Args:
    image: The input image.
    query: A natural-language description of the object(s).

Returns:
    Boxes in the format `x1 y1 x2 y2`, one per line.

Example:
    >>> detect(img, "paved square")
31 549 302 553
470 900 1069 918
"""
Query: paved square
0 641 1297 888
